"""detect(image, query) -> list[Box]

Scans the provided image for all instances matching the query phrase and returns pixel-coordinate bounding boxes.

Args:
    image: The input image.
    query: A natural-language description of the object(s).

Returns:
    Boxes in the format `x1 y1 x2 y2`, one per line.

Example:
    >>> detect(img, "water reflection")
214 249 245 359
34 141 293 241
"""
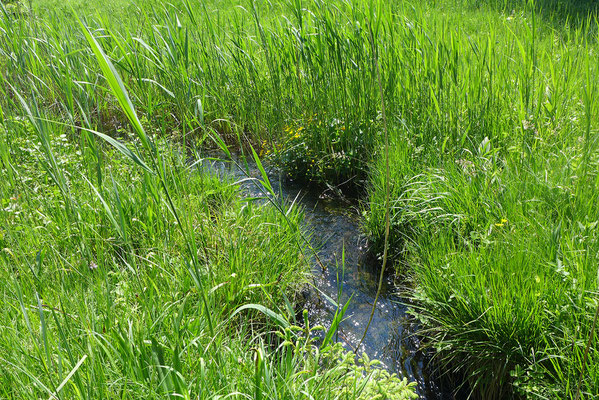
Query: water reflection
200 154 456 399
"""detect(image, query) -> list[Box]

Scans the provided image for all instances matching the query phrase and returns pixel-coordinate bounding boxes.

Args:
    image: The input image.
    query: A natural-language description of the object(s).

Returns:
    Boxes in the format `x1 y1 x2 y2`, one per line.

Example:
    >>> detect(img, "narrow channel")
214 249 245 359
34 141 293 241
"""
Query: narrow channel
202 153 454 399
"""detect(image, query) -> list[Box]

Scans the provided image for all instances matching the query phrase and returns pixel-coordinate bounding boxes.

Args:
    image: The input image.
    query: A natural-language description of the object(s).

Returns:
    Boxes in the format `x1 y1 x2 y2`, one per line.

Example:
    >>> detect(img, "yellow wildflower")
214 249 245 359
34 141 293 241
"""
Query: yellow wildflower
495 218 508 227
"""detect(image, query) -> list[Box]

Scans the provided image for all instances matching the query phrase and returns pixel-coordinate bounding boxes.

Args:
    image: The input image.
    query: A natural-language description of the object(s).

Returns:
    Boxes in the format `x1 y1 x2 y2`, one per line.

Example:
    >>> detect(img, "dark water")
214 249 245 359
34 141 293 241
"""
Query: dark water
199 154 455 399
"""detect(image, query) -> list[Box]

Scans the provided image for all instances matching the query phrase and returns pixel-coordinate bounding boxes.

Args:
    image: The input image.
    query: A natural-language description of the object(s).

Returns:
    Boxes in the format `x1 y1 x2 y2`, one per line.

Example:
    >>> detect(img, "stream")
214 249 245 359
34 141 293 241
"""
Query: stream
201 154 455 399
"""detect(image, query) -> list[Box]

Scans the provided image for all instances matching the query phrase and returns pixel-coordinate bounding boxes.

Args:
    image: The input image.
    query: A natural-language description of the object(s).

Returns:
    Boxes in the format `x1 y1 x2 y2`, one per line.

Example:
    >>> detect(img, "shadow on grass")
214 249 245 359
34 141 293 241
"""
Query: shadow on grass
484 0 598 26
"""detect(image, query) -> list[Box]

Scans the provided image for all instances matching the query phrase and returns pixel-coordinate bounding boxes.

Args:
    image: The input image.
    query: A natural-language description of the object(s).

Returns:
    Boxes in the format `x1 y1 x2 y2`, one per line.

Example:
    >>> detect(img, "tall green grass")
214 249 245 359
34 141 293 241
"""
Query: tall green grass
364 2 599 397
0 3 418 397
369 140 599 397
1 0 598 398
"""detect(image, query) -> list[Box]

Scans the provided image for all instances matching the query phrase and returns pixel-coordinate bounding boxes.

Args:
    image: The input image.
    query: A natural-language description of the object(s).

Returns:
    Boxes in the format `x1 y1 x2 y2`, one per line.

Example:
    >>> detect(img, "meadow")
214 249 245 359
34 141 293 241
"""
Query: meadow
0 0 598 398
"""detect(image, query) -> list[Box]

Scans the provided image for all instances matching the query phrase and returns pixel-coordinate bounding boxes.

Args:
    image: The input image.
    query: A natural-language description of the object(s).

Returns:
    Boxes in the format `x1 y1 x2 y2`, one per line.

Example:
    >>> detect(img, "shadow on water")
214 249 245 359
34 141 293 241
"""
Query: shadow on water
200 153 464 400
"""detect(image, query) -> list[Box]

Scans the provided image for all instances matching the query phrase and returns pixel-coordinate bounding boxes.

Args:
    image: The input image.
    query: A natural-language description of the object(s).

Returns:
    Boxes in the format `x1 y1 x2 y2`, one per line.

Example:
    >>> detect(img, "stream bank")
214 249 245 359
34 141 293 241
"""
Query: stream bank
201 153 461 399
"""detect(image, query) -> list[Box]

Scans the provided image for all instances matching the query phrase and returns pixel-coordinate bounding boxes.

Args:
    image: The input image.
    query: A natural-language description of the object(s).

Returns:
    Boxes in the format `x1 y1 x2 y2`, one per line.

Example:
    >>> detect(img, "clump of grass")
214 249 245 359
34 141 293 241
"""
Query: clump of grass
365 1 598 397
369 131 599 398
274 114 375 186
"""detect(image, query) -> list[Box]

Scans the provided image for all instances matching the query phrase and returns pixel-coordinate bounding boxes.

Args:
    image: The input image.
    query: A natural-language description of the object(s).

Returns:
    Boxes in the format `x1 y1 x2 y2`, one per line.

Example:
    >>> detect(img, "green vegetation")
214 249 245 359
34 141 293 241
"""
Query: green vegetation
0 1 418 398
1 0 598 398
364 2 599 399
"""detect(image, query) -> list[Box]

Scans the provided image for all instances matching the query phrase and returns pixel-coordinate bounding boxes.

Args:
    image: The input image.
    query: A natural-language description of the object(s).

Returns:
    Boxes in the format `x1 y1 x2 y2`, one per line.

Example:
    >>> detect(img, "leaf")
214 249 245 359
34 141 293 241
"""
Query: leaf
208 129 231 158
83 127 154 174
321 294 352 349
77 16 150 150
47 355 87 400
230 304 289 329
250 145 274 196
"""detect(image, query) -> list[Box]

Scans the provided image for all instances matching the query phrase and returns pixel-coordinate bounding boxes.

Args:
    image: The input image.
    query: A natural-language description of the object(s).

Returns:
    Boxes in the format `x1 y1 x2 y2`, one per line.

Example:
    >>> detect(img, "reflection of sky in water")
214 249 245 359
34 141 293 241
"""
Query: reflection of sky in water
200 154 458 400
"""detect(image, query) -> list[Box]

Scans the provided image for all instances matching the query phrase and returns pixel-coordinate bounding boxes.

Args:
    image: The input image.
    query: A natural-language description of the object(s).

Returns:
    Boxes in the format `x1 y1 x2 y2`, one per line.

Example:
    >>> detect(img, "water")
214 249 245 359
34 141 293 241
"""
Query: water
200 154 455 399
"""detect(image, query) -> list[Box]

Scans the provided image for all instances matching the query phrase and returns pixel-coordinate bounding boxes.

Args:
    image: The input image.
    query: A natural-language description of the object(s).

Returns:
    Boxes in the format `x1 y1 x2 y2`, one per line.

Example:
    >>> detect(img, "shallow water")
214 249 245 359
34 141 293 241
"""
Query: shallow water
201 154 455 399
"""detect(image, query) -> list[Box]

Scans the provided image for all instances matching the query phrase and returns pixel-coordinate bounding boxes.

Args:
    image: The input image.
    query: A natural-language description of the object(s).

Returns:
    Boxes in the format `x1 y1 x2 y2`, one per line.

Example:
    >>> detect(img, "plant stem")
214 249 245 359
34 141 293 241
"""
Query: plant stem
356 2 391 353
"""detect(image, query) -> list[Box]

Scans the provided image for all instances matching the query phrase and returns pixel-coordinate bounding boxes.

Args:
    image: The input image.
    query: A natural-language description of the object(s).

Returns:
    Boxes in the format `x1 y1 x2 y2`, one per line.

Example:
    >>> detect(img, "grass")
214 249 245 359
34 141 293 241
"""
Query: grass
364 2 599 398
0 117 416 398
0 2 418 398
369 143 599 397
1 0 598 398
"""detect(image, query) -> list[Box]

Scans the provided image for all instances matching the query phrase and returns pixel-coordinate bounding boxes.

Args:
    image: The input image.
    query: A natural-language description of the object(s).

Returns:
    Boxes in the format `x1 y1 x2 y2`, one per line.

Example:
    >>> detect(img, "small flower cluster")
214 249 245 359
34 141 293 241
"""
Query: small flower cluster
495 218 508 227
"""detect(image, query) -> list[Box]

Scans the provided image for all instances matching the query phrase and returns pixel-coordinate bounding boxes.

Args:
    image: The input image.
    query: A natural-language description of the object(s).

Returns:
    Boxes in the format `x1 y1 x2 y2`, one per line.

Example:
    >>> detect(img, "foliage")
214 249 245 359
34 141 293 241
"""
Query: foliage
2 0 599 398
0 6 417 398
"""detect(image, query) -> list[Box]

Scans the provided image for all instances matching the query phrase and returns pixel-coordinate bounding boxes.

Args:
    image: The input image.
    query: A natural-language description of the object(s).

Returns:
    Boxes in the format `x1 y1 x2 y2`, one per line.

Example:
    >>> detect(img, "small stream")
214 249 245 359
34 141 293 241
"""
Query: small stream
201 154 454 399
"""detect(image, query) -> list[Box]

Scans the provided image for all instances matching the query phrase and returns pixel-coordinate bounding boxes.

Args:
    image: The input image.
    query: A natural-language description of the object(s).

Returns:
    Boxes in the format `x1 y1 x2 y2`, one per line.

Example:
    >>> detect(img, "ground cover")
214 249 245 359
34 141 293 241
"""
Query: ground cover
0 2 417 397
1 0 598 398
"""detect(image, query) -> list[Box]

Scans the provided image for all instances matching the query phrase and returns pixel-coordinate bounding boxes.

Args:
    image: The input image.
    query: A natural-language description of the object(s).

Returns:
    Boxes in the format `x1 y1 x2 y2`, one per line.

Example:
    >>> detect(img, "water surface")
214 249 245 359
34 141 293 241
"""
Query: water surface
201 154 455 399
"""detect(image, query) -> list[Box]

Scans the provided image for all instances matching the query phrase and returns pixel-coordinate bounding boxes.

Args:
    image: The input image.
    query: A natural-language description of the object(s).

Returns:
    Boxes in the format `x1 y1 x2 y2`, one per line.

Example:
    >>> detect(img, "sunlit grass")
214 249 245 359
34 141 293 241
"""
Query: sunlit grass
0 2 418 397
1 0 598 398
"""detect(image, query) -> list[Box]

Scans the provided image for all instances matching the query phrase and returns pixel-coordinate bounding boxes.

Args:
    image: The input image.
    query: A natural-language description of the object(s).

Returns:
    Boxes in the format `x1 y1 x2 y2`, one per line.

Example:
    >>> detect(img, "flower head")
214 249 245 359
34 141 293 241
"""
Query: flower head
495 218 508 227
